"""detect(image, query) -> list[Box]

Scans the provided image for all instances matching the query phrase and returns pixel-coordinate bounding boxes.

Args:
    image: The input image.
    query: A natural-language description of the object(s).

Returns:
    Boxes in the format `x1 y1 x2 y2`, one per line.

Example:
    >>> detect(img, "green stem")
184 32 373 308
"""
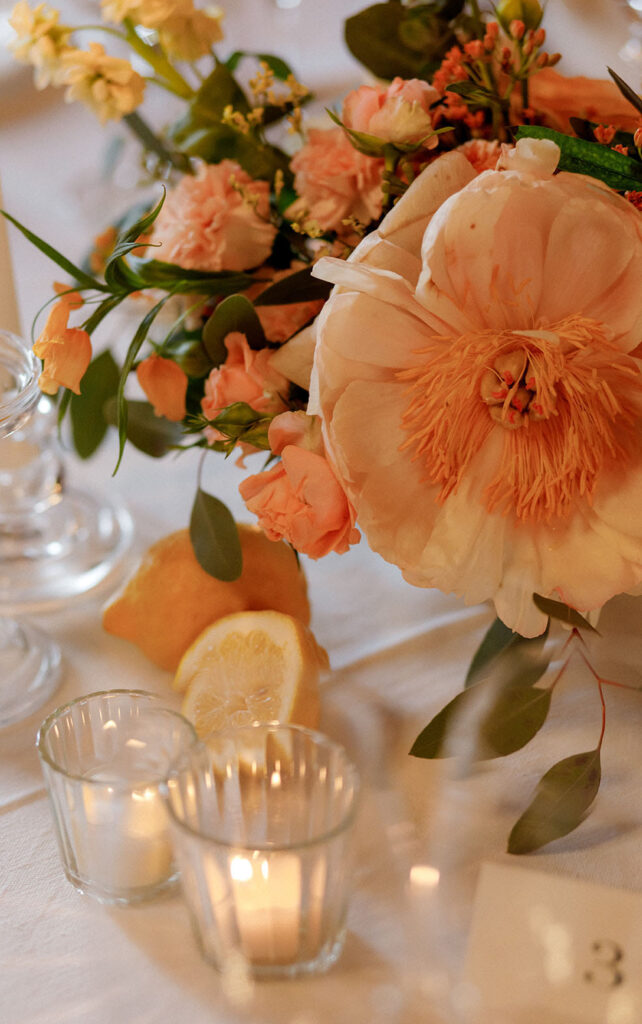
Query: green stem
122 20 194 99
382 146 398 214
123 111 192 173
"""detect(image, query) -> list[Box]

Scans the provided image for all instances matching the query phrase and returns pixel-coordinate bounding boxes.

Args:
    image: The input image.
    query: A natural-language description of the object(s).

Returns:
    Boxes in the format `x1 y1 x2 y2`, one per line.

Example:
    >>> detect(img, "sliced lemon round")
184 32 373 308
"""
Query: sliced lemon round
176 610 328 738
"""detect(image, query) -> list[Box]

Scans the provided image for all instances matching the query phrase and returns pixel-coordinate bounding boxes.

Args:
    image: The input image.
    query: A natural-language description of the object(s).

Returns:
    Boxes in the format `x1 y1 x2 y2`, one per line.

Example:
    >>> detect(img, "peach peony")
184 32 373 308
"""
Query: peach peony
287 128 384 235
152 161 277 272
137 353 188 421
201 331 288 443
342 77 440 147
33 287 91 395
311 140 642 636
239 411 359 558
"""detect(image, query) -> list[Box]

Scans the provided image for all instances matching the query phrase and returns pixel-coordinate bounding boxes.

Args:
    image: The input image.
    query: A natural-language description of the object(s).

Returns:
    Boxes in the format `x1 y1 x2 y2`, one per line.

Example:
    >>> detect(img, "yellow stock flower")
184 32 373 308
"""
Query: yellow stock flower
9 0 72 89
159 6 224 61
61 43 145 123
100 0 224 59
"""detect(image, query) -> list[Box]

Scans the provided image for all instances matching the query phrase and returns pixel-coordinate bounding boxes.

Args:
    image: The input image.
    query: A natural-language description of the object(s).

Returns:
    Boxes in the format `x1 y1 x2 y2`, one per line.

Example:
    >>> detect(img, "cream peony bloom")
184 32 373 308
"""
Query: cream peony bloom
9 0 72 88
61 43 145 122
311 140 642 636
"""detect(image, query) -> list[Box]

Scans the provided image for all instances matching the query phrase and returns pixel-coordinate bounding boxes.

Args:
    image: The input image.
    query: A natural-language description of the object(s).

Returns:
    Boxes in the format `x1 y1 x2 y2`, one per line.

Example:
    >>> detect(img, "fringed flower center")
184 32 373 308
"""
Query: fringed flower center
397 314 642 522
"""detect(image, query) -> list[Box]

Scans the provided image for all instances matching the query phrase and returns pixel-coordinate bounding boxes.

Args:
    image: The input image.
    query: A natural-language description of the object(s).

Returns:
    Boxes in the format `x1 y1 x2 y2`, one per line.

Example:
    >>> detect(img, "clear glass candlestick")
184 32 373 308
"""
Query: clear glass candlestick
37 690 198 904
165 723 360 978
0 388 133 614
0 330 61 727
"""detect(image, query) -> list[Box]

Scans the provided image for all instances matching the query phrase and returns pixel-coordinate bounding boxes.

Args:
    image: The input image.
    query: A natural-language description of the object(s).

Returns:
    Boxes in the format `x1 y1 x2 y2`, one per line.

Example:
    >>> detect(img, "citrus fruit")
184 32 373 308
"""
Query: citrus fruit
102 525 310 672
176 610 328 738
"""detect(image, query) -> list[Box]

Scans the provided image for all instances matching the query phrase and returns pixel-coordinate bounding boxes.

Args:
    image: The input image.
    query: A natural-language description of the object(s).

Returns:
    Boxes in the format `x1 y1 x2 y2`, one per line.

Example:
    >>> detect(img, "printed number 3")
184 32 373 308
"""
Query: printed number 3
583 939 625 989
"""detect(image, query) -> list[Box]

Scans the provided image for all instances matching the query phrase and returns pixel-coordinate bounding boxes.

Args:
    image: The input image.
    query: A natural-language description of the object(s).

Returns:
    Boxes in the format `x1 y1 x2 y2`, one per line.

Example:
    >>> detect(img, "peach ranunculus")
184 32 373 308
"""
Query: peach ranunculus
239 411 360 558
528 68 641 133
33 287 91 395
310 139 642 637
342 77 441 148
152 160 276 272
201 331 288 443
137 353 188 421
287 128 384 235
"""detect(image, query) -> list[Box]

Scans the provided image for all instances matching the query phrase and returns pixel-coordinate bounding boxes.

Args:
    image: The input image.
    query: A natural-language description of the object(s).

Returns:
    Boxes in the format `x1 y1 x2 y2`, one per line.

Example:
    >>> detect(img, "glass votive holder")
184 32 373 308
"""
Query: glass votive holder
165 722 360 978
36 690 197 905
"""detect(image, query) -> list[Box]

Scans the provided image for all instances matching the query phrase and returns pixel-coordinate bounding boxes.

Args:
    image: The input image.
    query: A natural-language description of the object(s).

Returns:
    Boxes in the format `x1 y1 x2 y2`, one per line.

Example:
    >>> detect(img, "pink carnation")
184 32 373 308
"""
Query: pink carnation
239 411 360 558
201 331 287 443
151 160 277 272
342 77 440 146
288 128 384 234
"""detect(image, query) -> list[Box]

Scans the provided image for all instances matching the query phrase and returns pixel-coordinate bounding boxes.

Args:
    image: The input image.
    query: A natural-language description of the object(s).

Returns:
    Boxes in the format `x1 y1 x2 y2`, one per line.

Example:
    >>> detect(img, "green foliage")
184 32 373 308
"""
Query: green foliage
70 350 120 459
344 2 459 81
189 488 242 580
253 266 332 306
198 401 273 452
465 617 549 688
515 125 642 191
410 676 551 760
203 294 266 365
608 67 642 118
1 211 107 293
225 51 294 80
104 397 183 458
508 749 601 854
532 594 598 634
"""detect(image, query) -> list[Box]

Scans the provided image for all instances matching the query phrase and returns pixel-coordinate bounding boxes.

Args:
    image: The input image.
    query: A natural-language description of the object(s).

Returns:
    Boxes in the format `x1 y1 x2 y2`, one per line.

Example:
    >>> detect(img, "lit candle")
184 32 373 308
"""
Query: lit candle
73 770 174 893
230 852 302 964
0 178 21 337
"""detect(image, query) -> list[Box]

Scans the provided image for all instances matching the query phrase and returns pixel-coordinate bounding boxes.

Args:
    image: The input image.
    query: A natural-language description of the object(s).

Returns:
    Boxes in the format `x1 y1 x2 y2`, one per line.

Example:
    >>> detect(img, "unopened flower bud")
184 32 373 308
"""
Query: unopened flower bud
510 19 525 40
547 52 561 66
634 126 642 148
536 52 547 68
495 0 543 31
533 27 546 46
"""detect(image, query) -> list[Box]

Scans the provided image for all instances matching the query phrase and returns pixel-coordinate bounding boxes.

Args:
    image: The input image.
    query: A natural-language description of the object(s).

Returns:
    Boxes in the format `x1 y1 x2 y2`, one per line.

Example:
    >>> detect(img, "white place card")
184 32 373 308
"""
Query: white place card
465 862 642 1024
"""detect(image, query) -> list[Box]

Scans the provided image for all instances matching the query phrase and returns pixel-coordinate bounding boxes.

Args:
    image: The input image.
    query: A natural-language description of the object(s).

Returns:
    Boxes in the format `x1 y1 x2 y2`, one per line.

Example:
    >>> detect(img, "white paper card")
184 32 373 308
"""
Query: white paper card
466 862 642 1024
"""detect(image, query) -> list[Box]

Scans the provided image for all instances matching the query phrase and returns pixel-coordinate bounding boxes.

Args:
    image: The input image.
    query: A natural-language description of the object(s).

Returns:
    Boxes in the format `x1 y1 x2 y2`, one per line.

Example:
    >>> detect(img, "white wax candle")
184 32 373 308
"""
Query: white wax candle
231 852 302 964
0 179 21 337
74 774 173 893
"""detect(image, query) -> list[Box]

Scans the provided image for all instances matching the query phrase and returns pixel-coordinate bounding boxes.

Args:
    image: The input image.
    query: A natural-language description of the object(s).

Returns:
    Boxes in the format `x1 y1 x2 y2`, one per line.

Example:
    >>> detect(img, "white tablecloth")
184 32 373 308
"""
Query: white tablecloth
1 4 641 1021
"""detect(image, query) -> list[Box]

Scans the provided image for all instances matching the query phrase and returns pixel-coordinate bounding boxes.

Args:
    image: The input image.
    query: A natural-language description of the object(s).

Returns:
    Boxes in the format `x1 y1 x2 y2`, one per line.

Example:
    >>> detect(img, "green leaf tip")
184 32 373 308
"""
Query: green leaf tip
508 748 601 854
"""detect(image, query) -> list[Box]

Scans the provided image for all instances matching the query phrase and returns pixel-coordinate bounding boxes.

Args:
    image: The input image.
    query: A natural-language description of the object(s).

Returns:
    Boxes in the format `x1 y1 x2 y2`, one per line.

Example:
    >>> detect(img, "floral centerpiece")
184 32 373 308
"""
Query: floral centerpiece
7 0 642 852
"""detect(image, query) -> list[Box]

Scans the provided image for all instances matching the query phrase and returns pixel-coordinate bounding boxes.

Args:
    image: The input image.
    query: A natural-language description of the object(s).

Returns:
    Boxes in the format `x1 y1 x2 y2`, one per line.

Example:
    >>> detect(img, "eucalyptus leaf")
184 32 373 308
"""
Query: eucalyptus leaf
171 62 250 146
104 397 183 458
1 211 107 292
410 676 551 760
465 618 550 688
189 488 242 580
344 3 429 80
607 67 642 117
508 749 602 854
70 350 120 459
515 125 642 191
253 266 332 306
173 123 291 182
532 594 598 634
203 294 266 364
